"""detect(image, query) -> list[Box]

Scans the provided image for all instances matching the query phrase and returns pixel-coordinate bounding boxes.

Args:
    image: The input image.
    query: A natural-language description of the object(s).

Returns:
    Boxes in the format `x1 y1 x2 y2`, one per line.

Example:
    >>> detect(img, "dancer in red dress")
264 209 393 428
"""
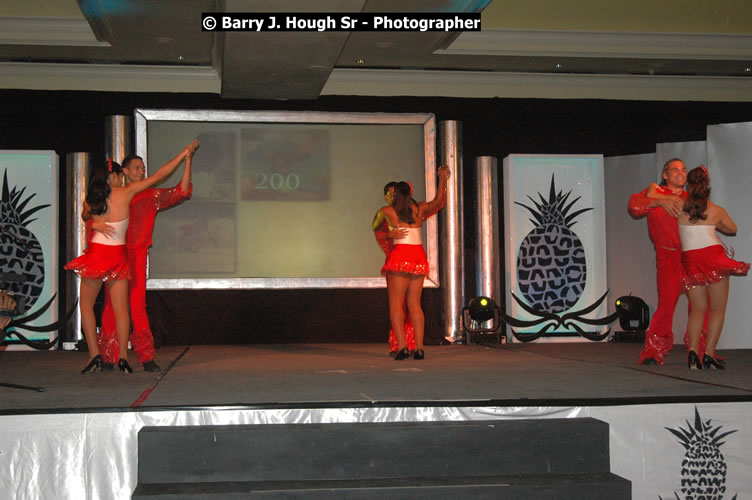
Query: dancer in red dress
66 140 198 374
92 150 194 371
372 166 450 360
675 166 749 369
374 181 415 356
628 158 688 365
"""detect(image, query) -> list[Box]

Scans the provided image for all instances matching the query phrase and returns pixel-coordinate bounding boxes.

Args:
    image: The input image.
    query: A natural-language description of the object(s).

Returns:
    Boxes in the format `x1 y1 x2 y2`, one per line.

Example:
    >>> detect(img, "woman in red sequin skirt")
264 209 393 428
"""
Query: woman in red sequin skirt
371 166 450 360
373 182 416 356
676 166 749 369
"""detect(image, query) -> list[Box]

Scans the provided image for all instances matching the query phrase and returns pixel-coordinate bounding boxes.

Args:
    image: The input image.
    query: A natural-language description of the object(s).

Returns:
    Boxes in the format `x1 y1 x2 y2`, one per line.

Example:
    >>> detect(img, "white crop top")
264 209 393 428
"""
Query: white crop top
91 218 128 245
393 226 422 245
679 224 722 252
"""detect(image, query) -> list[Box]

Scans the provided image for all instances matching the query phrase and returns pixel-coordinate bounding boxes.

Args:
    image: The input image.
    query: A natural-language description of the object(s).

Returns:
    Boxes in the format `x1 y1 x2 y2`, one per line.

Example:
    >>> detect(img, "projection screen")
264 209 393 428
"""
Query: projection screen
134 109 438 289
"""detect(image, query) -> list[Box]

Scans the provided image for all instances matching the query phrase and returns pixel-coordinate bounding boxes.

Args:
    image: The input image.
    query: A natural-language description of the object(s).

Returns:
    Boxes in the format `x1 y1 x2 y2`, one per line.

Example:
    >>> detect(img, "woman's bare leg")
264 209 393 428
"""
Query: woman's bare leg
107 279 130 360
705 278 730 357
79 277 102 359
405 275 426 349
386 272 409 349
685 286 708 354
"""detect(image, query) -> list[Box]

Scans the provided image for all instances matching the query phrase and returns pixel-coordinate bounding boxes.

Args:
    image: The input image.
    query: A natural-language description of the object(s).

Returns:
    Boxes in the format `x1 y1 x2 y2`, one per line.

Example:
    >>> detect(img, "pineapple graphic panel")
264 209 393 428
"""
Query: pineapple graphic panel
503 155 607 334
0 170 48 310
0 152 58 340
515 174 592 314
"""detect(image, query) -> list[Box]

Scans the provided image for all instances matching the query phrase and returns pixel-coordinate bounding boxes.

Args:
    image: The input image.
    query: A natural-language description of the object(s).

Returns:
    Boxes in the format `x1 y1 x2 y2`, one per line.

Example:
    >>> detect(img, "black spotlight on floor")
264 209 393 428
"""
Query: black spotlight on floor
612 294 650 343
462 296 502 344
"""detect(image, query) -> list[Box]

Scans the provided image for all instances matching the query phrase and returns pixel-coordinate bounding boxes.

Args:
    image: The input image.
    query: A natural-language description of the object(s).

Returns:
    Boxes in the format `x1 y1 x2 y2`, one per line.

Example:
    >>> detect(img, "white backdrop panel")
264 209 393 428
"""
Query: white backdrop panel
604 153 657 316
503 155 607 336
707 121 752 349
656 140 707 173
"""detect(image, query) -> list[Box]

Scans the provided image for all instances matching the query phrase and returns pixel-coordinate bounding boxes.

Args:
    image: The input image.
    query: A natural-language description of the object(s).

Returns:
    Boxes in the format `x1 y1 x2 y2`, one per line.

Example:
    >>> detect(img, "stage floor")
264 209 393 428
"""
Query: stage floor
1 342 751 413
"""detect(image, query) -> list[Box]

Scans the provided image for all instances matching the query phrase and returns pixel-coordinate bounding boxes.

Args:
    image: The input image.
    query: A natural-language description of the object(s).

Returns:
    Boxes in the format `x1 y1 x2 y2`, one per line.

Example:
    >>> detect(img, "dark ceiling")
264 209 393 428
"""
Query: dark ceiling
1 0 751 101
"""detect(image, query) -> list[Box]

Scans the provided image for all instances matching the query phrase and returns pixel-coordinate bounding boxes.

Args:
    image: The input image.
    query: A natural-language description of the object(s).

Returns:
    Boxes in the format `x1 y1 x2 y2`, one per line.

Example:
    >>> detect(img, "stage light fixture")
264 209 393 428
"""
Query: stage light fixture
462 296 502 344
612 294 649 343
468 296 496 322
614 295 649 331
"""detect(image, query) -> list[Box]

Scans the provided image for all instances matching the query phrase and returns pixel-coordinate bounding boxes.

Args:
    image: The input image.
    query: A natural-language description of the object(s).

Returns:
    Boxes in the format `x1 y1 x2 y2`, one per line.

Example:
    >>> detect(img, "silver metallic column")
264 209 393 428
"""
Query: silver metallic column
64 153 89 348
105 115 132 163
475 156 503 337
439 121 464 343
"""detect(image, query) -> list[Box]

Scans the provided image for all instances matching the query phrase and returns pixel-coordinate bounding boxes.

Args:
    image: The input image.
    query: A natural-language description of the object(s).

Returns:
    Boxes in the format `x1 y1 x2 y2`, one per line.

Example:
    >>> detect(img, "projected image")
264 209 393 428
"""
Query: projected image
240 128 330 201
149 202 236 276
193 132 236 202
136 109 437 287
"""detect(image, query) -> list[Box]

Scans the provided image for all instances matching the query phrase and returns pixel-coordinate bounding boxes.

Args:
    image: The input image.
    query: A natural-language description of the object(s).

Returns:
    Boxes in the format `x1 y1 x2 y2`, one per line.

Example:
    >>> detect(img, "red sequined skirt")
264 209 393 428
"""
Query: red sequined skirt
381 244 429 276
65 243 130 281
681 244 749 289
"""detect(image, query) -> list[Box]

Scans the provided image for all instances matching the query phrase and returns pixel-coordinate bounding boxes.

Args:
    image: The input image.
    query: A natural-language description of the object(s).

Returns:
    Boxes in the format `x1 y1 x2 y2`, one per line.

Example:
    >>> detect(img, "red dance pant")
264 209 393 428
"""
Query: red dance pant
639 248 682 364
99 248 156 364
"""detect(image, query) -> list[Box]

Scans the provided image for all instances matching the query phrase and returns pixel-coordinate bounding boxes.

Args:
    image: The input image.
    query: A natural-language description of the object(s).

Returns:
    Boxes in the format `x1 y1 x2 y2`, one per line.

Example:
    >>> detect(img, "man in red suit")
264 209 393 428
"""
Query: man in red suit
94 151 193 371
628 158 689 365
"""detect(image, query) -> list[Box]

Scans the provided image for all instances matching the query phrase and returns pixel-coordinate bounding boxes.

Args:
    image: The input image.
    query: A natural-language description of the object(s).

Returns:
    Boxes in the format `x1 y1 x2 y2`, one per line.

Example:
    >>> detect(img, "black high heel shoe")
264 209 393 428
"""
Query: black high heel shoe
413 349 425 360
81 355 104 374
702 354 725 370
394 347 410 360
118 359 134 374
687 351 702 370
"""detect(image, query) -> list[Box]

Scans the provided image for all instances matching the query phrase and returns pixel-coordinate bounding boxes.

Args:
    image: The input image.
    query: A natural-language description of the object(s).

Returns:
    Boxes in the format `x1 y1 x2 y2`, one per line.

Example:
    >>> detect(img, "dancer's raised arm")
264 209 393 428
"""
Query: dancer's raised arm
419 166 450 219
178 142 193 194
125 139 199 195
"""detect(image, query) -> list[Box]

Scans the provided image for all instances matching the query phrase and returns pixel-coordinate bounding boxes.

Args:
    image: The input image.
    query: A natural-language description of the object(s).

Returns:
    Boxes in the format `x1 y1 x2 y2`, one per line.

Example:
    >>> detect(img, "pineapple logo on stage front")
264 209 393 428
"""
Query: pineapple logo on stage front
664 407 738 500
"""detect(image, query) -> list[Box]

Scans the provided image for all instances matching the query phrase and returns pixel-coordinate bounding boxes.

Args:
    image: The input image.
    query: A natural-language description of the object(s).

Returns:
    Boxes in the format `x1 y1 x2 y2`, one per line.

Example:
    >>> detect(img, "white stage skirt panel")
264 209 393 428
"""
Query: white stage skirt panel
1 402 749 499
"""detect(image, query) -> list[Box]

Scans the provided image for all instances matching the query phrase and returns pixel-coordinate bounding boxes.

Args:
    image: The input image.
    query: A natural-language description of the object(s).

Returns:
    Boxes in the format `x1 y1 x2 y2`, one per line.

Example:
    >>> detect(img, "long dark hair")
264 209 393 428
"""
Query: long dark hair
392 181 417 224
683 166 710 223
86 159 122 216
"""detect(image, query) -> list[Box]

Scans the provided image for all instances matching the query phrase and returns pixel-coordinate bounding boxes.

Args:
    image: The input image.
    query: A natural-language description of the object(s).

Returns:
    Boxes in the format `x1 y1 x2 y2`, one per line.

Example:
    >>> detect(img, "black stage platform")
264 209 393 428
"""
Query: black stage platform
1 342 751 412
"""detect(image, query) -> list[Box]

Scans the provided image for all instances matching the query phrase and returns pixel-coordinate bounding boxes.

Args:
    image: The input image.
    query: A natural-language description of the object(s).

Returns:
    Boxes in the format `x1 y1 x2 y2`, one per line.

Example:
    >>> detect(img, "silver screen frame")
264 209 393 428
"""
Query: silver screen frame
134 109 438 290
